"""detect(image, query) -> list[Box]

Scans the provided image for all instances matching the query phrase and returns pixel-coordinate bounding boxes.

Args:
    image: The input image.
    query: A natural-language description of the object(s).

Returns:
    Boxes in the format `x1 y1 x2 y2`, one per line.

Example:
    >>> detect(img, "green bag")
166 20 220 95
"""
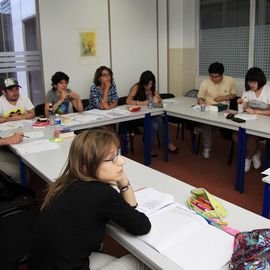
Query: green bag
186 188 227 223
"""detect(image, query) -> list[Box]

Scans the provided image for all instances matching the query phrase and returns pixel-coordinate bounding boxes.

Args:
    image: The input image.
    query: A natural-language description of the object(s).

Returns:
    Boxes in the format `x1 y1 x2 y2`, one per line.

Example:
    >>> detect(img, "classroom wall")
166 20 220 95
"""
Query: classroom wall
37 0 110 99
168 0 196 97
37 0 168 99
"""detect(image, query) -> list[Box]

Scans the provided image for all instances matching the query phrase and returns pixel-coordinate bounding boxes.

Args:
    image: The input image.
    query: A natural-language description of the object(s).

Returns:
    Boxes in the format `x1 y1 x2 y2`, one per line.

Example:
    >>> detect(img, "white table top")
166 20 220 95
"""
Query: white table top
17 136 270 270
262 175 270 184
164 96 270 138
0 105 164 136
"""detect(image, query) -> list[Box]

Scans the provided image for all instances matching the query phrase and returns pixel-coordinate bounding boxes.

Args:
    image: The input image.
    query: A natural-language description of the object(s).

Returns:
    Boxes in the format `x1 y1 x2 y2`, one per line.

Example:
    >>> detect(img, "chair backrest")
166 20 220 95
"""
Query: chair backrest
185 89 199 98
159 93 175 99
35 103 45 116
73 98 89 112
118 96 128 106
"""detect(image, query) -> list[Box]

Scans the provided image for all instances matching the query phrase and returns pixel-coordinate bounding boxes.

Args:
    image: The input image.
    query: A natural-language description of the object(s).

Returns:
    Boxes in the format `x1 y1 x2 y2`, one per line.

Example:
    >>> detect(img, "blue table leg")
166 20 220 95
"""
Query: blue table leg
235 127 246 193
20 159 27 186
262 182 270 218
164 112 168 162
119 124 128 156
144 113 152 165
265 139 270 169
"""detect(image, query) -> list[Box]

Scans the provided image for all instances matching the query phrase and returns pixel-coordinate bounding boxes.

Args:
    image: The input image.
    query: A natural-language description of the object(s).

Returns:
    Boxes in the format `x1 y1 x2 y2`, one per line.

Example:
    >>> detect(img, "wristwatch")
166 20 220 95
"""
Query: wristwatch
119 179 130 193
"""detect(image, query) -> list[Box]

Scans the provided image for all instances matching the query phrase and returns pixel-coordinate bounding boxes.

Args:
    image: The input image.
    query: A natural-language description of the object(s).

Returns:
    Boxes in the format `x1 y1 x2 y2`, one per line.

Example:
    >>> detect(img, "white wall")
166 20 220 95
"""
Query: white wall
38 0 167 99
38 0 110 98
110 0 158 96
168 0 195 50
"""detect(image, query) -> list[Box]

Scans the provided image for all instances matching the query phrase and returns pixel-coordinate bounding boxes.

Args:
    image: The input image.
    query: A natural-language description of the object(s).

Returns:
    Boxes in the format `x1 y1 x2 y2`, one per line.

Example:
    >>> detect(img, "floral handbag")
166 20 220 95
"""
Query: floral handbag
229 229 270 270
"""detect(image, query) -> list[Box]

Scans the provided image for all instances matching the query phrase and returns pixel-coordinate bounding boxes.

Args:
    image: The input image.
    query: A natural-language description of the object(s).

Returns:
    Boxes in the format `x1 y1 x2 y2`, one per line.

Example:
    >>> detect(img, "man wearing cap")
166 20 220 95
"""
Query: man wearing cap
0 78 33 183
0 78 35 123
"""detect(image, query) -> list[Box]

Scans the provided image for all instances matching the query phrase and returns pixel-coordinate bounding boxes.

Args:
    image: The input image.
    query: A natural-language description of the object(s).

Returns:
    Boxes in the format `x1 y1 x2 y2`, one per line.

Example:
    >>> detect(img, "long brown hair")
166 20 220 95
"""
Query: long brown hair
41 129 119 210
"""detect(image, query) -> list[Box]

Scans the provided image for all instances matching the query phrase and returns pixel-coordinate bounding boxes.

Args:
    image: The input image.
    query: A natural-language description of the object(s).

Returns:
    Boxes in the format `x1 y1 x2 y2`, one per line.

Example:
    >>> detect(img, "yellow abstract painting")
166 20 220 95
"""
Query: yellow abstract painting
79 32 96 57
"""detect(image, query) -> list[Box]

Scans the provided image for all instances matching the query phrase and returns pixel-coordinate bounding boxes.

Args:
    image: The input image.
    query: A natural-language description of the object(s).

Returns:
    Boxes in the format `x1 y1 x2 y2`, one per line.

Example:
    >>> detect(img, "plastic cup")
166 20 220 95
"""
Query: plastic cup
200 104 206 112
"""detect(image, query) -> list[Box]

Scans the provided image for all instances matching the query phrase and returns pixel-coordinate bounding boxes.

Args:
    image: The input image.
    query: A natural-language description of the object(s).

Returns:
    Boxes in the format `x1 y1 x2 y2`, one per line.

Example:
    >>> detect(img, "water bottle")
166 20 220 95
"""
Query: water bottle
147 94 153 109
48 103 55 125
54 114 61 126
53 114 62 138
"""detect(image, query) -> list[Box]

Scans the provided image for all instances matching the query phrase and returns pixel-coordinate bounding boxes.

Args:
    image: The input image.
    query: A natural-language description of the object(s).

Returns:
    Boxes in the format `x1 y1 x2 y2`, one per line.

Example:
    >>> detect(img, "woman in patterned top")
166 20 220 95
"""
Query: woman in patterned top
86 66 118 110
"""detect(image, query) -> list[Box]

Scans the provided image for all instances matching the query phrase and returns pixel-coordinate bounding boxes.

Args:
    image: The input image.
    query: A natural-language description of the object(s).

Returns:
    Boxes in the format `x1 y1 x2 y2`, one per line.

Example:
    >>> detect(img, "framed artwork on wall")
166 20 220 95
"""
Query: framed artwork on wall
77 28 99 65
79 31 96 57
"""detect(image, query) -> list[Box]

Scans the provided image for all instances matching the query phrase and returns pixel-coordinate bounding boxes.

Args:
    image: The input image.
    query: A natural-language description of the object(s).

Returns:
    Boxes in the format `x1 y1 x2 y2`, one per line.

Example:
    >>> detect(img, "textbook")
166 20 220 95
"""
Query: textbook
135 188 234 270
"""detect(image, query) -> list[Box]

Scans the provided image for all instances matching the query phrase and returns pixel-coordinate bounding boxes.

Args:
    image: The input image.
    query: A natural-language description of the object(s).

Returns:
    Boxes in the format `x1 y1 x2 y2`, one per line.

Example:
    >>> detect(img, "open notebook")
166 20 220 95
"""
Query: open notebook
135 188 234 270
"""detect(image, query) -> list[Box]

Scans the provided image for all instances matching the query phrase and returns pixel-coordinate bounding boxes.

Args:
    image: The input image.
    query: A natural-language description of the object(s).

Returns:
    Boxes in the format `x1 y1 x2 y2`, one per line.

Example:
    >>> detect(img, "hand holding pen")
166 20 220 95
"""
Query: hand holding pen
8 133 24 144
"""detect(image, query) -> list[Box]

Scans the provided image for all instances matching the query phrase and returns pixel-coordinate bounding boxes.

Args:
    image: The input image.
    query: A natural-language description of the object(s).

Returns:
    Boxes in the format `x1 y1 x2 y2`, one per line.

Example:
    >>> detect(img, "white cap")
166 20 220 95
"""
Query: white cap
4 78 21 89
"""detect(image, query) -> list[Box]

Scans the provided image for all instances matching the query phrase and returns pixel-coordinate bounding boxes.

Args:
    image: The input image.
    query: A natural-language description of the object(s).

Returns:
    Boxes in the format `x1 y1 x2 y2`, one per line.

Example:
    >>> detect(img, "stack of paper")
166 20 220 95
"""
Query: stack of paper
135 188 234 270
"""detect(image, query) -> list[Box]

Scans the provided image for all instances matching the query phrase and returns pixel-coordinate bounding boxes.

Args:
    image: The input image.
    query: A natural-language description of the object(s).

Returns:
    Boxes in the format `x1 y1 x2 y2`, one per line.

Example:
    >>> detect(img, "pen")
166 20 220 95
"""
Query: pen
191 199 212 210
23 135 30 138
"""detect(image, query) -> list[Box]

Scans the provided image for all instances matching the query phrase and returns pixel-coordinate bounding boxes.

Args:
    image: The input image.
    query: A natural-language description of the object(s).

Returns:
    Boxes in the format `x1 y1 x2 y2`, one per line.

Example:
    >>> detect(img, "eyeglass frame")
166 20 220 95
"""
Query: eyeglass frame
104 149 121 164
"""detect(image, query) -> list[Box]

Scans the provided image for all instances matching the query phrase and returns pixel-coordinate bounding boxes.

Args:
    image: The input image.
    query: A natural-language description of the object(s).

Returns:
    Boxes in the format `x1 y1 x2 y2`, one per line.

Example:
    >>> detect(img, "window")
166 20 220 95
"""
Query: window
254 0 270 78
199 0 270 79
199 0 250 78
0 0 43 105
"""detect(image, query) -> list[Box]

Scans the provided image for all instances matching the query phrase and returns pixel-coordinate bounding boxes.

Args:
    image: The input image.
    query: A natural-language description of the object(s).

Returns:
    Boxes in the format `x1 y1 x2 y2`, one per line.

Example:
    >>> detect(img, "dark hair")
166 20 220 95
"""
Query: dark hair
51 72 69 89
208 62 224 75
93 66 114 86
138 70 156 95
245 67 267 91
42 129 120 210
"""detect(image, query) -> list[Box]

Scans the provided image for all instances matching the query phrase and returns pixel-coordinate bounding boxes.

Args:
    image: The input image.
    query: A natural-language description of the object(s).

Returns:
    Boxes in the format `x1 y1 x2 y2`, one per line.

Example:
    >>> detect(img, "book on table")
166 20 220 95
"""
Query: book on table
135 188 234 270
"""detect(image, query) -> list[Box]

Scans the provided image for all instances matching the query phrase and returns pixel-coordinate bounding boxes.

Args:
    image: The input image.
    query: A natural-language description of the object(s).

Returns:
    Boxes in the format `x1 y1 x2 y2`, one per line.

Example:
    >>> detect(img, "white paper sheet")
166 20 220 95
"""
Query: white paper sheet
23 131 44 140
0 120 33 131
235 113 257 120
12 139 60 154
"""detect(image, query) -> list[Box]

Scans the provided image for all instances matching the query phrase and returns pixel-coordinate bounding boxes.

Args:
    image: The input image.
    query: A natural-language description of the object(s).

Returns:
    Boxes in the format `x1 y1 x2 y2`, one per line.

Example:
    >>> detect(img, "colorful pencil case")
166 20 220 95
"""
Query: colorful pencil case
186 188 227 223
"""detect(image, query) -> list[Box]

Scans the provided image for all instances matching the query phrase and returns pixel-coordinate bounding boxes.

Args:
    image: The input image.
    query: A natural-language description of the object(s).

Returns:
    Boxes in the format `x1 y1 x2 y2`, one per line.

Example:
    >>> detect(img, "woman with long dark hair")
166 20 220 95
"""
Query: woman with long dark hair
126 70 179 154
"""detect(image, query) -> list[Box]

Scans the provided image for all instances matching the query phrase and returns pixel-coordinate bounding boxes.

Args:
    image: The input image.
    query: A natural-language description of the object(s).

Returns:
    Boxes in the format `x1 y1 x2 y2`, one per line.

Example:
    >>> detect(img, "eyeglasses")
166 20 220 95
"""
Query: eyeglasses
101 73 111 77
209 74 221 79
104 149 121 164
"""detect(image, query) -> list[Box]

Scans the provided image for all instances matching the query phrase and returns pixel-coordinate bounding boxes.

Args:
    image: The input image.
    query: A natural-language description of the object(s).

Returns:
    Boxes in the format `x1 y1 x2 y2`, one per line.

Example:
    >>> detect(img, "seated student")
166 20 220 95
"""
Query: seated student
126 70 178 154
30 129 151 270
0 78 35 122
236 67 270 172
44 71 83 117
198 62 237 158
0 78 34 183
85 66 118 110
0 133 24 183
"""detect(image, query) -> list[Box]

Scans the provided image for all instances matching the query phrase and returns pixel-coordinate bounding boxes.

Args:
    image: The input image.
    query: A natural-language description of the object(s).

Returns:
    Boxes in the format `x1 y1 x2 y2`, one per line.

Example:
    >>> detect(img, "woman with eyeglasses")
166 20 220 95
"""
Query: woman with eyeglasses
85 66 118 110
30 129 151 270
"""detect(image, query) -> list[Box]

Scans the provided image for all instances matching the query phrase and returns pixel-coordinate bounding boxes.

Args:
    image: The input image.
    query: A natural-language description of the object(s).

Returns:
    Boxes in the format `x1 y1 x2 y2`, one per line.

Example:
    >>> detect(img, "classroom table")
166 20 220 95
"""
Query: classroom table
0 105 165 166
163 96 270 193
12 136 270 270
